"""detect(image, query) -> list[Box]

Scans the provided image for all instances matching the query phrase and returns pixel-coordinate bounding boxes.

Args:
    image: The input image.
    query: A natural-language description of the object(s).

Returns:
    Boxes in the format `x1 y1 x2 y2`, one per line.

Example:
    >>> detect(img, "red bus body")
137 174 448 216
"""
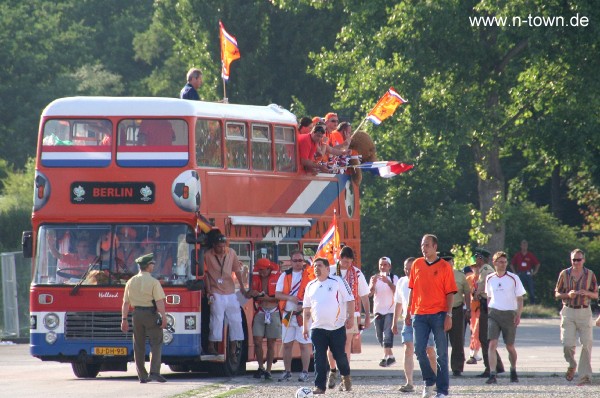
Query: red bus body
27 97 360 377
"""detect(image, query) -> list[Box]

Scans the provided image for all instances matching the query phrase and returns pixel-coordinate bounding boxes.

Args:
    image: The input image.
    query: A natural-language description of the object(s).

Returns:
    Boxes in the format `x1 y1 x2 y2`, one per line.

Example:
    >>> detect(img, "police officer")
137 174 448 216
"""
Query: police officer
121 253 167 383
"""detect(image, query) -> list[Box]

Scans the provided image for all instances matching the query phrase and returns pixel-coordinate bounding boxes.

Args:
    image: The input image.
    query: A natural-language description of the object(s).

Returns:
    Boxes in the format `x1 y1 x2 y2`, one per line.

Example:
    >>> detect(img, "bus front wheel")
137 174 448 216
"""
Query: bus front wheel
71 361 100 378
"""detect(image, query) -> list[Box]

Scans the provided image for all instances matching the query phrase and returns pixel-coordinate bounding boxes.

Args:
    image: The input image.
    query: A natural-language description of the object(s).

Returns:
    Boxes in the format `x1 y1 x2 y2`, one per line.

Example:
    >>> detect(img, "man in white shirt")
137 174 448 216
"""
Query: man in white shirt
484 251 526 385
369 256 398 367
327 246 370 389
303 257 354 394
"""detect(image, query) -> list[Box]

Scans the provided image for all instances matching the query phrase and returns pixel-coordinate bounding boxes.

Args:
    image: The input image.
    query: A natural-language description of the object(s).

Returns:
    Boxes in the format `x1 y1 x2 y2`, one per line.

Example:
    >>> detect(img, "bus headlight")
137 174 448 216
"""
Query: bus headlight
44 313 60 330
163 330 173 345
46 331 58 344
166 314 175 329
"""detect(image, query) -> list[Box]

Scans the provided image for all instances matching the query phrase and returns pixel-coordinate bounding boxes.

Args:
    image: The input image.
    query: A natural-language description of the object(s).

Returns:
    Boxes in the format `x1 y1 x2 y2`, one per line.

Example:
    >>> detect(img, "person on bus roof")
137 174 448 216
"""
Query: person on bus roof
298 124 347 175
179 67 202 100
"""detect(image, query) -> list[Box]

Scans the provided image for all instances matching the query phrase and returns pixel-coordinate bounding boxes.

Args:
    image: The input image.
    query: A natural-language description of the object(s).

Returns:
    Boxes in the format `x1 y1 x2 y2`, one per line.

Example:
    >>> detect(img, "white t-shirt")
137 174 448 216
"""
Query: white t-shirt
275 270 303 313
329 265 370 316
373 274 399 315
485 271 526 311
393 276 410 318
303 275 354 330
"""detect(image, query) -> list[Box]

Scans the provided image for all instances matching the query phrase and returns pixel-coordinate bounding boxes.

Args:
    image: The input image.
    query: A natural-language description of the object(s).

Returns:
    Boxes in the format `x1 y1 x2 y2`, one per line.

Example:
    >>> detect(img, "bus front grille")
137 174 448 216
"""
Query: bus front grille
65 312 132 340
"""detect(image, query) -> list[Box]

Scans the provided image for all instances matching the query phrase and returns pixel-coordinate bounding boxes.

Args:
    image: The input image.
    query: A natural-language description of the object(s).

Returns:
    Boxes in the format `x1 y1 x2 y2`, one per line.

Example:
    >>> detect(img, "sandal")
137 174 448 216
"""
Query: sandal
566 367 576 381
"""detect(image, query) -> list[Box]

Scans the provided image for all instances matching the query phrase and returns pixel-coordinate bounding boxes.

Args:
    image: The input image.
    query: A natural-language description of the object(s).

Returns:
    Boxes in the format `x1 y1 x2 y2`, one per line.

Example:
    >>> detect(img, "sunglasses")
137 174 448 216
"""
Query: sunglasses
572 258 584 262
328 119 338 123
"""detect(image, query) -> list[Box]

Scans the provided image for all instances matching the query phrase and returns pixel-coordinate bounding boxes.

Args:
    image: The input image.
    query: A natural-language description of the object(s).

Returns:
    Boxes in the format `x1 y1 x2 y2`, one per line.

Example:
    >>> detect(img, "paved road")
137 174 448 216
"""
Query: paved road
2 318 600 398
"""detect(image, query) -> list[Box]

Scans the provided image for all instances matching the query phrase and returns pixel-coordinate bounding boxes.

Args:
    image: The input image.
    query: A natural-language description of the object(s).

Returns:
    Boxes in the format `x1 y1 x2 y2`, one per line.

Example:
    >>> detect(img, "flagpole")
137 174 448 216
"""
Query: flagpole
222 77 228 104
352 117 368 135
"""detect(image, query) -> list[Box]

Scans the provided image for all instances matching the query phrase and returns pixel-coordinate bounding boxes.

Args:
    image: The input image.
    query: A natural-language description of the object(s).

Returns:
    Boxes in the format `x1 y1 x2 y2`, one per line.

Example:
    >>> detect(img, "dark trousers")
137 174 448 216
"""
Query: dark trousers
132 310 163 379
479 298 504 373
311 326 350 391
518 272 536 304
447 305 465 372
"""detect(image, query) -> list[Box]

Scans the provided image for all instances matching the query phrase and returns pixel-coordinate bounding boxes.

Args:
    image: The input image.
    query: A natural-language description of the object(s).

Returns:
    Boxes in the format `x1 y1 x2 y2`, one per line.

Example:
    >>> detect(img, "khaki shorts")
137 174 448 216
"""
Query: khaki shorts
252 310 282 339
488 308 517 345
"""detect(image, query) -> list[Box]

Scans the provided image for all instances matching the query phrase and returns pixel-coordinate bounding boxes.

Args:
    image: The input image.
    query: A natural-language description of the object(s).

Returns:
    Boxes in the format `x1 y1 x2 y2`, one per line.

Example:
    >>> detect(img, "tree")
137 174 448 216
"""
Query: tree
288 0 600 256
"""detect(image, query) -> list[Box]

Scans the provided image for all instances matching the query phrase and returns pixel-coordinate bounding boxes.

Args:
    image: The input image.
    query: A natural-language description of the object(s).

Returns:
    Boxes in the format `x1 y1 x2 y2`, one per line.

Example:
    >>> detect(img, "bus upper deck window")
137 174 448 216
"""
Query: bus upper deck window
251 124 272 171
195 119 223 167
225 122 248 169
274 125 296 172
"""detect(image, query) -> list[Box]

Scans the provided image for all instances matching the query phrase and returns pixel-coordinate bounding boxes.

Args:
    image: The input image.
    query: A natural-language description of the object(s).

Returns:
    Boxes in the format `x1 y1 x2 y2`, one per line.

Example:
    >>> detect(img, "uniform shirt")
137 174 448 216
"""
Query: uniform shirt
511 251 540 273
373 274 399 315
205 247 241 295
452 269 471 308
485 271 526 311
329 265 370 316
276 270 303 312
476 263 495 299
123 271 166 307
393 276 410 318
408 257 457 315
303 276 354 331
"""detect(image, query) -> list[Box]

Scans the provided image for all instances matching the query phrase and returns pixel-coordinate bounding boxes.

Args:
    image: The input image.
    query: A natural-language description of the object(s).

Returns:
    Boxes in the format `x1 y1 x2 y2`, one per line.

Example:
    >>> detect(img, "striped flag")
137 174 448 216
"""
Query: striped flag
314 213 340 265
367 87 407 125
355 161 414 178
219 21 240 81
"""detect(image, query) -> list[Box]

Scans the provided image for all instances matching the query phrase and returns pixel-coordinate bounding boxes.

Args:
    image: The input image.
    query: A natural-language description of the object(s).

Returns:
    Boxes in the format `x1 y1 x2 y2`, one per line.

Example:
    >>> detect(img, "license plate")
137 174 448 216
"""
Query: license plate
93 347 127 356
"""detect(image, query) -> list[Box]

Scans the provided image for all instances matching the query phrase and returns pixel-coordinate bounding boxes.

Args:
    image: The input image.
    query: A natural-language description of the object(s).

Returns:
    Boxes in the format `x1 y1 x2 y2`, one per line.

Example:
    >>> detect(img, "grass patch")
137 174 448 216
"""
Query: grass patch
171 383 223 398
213 387 252 398
521 304 559 318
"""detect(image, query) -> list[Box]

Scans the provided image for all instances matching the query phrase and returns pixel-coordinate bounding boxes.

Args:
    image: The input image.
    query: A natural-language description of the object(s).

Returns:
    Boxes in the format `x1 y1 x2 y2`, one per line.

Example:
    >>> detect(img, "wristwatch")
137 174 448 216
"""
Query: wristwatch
446 313 452 318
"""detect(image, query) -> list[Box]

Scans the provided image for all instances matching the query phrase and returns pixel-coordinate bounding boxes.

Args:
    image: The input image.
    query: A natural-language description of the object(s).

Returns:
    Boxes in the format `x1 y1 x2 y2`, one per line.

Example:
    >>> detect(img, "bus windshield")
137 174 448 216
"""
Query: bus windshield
33 224 193 286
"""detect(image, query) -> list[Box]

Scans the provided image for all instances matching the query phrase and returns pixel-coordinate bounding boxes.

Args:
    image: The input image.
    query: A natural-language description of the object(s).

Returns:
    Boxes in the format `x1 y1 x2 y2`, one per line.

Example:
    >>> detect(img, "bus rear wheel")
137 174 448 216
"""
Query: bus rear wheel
71 361 100 378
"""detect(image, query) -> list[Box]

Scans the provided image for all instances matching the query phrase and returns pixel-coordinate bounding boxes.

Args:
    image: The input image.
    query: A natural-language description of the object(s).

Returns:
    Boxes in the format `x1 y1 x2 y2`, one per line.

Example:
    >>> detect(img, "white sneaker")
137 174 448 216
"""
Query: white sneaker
435 394 448 398
297 371 310 382
422 385 436 398
474 354 483 361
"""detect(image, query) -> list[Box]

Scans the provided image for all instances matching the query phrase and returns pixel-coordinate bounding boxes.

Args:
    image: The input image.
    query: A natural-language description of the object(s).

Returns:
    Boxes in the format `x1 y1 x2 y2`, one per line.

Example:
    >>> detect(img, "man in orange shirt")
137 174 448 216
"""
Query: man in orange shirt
406 234 457 398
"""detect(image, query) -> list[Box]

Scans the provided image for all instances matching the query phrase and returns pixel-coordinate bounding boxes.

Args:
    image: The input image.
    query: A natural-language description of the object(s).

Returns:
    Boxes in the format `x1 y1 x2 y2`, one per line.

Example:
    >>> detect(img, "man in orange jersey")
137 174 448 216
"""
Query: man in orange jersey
248 258 281 380
406 234 457 398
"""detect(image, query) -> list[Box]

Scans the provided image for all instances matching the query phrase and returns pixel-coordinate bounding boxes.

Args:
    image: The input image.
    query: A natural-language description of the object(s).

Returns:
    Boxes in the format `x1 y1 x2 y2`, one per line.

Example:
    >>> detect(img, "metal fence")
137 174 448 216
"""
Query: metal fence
1 251 31 339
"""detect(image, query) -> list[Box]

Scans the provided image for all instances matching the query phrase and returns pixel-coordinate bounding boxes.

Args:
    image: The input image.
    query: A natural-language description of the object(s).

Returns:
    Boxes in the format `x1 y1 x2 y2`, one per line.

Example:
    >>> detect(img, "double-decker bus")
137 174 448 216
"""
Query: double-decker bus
23 97 360 378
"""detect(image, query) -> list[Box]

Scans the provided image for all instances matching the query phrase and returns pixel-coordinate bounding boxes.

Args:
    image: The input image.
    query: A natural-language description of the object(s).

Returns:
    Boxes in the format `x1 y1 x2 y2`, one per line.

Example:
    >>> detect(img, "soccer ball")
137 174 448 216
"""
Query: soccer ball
295 387 313 398
171 170 201 212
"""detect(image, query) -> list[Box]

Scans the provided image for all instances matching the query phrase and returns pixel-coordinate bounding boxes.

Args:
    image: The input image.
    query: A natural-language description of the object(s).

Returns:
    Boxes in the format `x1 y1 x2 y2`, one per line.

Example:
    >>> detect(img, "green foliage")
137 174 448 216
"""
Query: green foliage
0 158 34 252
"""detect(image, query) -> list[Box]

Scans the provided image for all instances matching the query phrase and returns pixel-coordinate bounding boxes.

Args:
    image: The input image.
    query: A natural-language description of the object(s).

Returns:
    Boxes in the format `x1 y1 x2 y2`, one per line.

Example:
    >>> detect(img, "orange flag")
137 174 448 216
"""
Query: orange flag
314 213 340 266
219 21 240 81
367 87 407 125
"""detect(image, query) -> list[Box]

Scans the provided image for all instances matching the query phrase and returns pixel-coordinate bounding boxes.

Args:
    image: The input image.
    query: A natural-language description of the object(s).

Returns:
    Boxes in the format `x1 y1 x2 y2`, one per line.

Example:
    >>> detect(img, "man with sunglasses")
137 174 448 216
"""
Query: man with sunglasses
298 124 347 174
555 249 597 386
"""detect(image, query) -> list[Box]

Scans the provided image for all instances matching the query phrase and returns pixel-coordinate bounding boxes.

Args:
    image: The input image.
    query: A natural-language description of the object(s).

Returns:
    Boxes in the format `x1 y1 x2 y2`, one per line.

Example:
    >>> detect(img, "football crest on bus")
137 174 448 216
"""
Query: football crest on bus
172 170 201 212
73 185 86 202
140 185 153 202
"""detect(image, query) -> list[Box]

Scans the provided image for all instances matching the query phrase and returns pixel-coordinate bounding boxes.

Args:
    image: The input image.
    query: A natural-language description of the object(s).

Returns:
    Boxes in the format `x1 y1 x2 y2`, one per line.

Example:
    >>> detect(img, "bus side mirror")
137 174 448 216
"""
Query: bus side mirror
186 232 207 245
22 231 33 258
190 248 205 277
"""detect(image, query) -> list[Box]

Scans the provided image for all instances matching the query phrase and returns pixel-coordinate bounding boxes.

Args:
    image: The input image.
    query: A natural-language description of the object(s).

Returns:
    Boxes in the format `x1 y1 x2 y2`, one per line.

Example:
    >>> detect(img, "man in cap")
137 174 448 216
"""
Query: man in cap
439 251 471 377
121 253 168 383
248 258 281 380
204 230 249 355
473 248 505 378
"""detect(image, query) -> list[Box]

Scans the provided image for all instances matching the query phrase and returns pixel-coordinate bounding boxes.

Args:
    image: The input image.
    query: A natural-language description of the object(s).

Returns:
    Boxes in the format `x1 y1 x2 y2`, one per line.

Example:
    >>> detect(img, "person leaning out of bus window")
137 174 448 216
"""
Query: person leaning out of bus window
47 231 96 280
247 258 282 380
330 121 352 151
179 67 203 100
204 230 249 355
298 116 313 135
298 124 348 175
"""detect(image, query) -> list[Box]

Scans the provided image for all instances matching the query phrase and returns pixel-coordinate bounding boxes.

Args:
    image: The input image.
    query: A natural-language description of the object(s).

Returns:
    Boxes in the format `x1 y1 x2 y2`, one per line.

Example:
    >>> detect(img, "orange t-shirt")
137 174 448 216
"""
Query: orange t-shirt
330 130 344 147
408 257 457 315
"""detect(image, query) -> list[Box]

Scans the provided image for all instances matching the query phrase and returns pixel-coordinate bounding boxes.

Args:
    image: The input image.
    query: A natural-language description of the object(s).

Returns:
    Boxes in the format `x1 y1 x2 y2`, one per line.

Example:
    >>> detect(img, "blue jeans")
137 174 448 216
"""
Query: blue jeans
374 313 394 348
311 327 350 391
413 312 449 395
518 272 536 304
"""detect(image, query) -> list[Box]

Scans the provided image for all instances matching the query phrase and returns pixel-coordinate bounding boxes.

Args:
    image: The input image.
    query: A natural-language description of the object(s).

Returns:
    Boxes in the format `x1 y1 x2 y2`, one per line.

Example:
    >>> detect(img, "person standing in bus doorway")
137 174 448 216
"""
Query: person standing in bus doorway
303 257 355 394
121 253 168 383
248 258 281 380
406 234 457 398
275 250 314 382
327 246 370 390
368 256 398 368
204 231 249 355
179 67 202 100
